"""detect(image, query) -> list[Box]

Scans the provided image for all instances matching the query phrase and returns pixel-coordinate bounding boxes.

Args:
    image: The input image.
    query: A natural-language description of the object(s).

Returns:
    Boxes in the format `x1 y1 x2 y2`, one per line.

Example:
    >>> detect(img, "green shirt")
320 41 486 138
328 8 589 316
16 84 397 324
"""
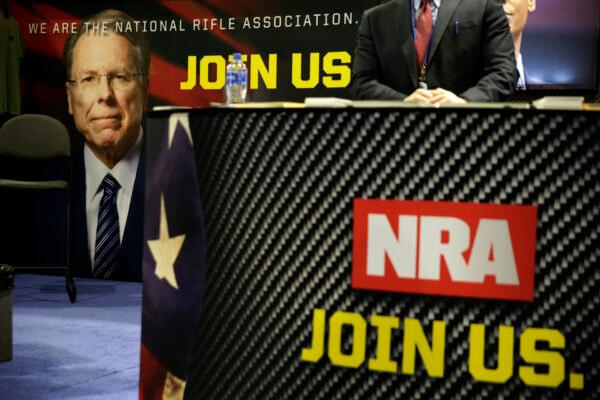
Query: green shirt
0 15 24 115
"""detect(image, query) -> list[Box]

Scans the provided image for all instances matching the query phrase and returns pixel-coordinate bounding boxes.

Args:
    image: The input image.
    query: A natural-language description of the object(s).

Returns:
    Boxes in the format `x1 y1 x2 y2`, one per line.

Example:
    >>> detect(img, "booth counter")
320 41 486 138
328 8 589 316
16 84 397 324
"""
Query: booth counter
147 106 599 400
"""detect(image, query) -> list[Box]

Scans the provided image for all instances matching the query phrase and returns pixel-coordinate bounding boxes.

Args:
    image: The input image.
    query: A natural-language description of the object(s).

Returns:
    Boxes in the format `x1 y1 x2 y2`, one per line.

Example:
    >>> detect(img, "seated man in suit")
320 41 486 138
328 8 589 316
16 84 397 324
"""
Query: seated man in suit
64 10 149 281
350 0 516 104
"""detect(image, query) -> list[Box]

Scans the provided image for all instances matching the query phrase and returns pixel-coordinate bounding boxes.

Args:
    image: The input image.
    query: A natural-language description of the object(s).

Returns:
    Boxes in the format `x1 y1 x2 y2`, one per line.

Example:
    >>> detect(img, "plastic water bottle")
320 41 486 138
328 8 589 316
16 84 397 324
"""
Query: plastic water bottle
225 53 247 103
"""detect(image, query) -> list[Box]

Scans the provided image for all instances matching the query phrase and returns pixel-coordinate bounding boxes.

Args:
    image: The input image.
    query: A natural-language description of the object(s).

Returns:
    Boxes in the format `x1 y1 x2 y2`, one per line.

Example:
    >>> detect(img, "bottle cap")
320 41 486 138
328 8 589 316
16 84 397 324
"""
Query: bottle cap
233 52 242 60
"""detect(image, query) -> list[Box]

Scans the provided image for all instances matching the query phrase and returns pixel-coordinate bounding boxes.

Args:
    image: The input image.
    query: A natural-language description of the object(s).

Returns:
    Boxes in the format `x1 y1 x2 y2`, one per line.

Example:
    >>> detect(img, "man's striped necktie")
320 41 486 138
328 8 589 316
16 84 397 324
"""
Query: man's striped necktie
93 173 121 279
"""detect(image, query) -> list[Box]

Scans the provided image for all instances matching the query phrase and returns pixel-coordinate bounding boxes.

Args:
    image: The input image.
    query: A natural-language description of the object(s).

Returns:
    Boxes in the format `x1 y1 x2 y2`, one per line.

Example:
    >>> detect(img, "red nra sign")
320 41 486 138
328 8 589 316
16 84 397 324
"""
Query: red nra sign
352 199 537 301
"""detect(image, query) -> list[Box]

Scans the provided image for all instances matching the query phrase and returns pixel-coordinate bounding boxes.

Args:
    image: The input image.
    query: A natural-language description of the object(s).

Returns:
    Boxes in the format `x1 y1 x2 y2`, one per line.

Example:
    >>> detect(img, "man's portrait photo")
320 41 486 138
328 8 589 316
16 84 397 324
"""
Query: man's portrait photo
65 9 149 281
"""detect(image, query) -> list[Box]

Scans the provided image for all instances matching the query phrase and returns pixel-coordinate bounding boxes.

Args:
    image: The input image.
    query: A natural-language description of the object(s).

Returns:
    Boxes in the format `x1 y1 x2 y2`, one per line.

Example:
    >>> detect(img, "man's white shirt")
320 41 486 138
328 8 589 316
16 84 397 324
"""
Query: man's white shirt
412 0 442 27
516 53 526 90
84 128 142 265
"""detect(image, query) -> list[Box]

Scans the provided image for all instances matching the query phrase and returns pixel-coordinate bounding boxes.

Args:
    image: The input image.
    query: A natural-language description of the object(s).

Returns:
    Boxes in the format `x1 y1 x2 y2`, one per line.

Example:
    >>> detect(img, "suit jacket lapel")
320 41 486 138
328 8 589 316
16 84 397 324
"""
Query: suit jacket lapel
394 0 418 86
72 142 93 277
428 0 462 63
118 137 144 281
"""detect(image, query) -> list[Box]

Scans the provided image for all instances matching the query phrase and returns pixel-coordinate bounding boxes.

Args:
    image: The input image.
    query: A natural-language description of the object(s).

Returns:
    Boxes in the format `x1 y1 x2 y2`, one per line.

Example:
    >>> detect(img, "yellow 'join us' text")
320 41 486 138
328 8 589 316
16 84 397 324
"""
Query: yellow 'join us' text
300 308 584 390
179 52 351 90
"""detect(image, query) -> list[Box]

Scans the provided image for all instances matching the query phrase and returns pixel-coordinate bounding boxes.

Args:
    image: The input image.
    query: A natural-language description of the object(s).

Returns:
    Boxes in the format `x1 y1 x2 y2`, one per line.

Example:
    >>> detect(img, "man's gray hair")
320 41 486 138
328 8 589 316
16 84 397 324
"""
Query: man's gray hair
63 9 150 88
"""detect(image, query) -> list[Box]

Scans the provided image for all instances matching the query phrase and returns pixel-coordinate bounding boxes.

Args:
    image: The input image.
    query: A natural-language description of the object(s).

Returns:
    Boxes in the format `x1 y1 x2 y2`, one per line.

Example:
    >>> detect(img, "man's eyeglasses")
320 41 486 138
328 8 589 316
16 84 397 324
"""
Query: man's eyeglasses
67 72 143 92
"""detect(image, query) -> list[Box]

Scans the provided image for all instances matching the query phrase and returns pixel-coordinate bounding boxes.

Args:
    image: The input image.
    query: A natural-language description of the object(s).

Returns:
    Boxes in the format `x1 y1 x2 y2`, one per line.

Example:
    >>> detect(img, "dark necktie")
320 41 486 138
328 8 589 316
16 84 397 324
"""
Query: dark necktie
93 173 121 279
415 0 433 75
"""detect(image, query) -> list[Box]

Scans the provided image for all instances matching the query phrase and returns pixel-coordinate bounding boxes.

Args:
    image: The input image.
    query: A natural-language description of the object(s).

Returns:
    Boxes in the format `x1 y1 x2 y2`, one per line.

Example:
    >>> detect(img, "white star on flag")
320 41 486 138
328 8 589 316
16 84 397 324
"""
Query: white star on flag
168 113 192 148
147 194 186 289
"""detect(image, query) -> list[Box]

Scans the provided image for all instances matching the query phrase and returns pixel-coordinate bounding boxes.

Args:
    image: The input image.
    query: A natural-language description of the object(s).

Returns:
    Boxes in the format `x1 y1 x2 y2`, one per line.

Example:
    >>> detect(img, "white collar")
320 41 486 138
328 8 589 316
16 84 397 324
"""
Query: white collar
516 53 526 87
516 53 524 75
414 0 441 12
84 127 143 202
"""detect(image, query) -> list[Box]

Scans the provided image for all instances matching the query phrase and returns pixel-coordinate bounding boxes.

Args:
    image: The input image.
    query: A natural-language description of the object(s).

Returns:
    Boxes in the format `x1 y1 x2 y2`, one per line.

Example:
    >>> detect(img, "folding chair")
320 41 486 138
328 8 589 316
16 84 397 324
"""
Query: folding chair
0 114 76 302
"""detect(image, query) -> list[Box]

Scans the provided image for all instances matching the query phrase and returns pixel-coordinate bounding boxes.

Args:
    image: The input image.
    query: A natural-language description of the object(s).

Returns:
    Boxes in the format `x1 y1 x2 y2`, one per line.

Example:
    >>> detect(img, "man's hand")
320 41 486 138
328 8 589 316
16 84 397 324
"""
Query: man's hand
428 88 467 105
404 89 435 104
404 88 467 105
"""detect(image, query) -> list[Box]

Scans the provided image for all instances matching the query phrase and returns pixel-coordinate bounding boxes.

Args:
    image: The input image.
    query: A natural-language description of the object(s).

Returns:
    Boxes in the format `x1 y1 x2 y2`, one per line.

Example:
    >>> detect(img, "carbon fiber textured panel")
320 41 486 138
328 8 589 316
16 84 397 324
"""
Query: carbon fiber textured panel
184 108 599 399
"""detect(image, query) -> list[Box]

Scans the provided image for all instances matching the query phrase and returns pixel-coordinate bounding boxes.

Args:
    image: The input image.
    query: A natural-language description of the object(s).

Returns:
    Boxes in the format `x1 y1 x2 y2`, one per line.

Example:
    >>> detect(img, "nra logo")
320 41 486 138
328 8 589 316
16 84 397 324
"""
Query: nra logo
352 199 537 301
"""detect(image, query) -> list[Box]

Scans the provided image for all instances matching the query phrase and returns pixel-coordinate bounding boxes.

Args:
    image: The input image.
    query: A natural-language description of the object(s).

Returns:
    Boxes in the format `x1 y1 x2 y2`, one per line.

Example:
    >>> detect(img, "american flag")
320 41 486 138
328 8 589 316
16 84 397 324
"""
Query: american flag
140 112 206 399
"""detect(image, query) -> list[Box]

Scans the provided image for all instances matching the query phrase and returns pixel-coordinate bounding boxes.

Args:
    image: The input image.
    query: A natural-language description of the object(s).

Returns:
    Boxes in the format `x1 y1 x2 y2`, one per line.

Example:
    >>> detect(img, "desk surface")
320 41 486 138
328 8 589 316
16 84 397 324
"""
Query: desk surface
0 274 141 400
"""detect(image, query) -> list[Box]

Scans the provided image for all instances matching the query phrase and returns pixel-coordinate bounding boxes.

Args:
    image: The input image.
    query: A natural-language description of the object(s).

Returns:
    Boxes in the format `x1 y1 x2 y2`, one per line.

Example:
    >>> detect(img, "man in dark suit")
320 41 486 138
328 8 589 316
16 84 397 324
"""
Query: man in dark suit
350 0 516 103
64 10 150 281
